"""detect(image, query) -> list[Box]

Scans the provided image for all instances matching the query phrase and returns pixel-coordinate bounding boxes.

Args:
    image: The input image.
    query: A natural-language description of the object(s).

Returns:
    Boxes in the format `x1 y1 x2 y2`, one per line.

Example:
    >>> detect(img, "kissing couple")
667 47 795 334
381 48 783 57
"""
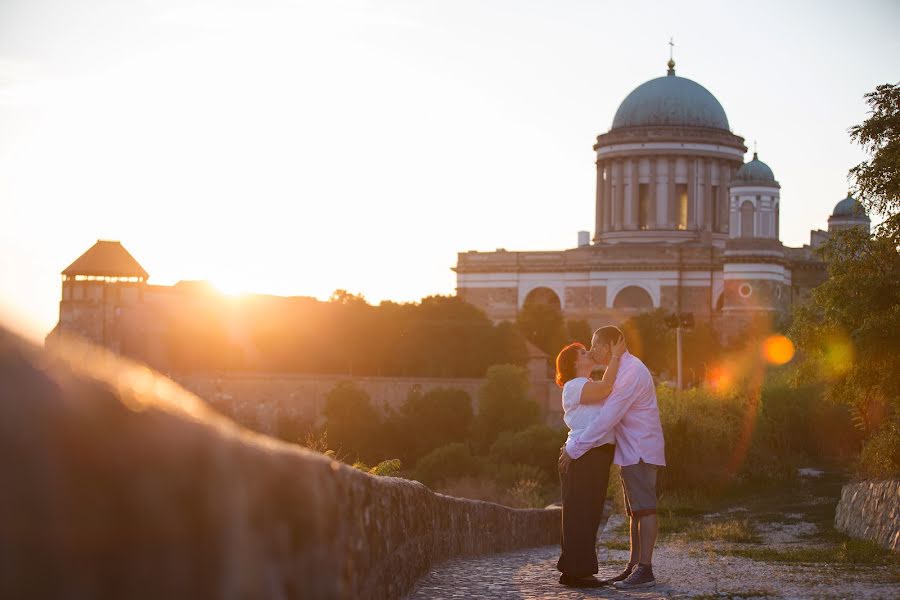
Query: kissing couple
554 326 666 589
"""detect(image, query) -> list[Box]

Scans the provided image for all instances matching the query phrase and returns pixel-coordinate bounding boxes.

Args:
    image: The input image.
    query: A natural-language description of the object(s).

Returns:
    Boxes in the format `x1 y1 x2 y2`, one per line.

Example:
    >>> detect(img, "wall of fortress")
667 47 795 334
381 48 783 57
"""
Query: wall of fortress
0 327 561 599
173 371 565 434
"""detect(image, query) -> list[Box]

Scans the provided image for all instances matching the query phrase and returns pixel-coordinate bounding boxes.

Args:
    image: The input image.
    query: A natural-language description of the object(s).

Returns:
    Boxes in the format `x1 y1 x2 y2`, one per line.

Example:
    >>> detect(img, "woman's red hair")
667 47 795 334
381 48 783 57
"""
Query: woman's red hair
555 342 585 388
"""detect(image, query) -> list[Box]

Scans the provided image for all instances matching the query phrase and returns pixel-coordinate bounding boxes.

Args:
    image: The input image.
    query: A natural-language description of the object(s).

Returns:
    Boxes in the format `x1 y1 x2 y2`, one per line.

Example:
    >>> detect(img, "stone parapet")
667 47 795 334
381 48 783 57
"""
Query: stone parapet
0 328 560 599
834 479 900 551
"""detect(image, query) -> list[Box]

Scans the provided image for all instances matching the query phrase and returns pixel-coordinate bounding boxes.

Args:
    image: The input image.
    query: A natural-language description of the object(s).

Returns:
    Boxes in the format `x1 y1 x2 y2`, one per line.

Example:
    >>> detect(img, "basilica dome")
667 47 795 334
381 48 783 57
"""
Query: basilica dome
611 61 730 131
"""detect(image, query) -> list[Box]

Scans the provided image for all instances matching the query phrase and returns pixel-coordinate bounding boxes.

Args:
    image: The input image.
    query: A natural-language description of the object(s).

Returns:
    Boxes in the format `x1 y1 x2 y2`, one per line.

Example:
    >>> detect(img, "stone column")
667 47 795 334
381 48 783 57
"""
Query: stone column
667 157 676 229
594 159 604 240
648 156 658 229
721 163 732 233
603 160 612 233
613 160 624 231
705 158 714 231
718 161 728 233
687 158 696 230
627 158 639 230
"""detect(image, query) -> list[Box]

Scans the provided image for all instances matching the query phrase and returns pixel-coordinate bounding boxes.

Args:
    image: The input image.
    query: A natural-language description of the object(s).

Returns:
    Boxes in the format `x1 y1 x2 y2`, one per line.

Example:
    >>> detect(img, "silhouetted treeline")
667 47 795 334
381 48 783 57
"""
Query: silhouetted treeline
161 292 530 377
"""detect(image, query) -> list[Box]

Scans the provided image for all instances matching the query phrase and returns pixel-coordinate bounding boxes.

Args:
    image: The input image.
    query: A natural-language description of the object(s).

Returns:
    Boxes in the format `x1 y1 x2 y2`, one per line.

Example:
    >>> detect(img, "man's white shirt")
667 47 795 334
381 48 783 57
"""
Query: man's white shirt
563 352 666 467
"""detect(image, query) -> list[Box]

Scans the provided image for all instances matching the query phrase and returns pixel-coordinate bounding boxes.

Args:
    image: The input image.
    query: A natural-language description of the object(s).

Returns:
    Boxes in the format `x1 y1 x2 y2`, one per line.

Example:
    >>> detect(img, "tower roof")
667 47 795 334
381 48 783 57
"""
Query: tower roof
832 194 869 219
611 60 730 131
63 240 149 279
733 152 778 186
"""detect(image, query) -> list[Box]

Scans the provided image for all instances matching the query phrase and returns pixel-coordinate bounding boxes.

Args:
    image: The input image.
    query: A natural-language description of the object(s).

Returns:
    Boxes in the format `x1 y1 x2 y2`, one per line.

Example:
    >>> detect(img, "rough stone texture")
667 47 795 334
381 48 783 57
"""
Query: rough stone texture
835 479 900 551
0 327 560 600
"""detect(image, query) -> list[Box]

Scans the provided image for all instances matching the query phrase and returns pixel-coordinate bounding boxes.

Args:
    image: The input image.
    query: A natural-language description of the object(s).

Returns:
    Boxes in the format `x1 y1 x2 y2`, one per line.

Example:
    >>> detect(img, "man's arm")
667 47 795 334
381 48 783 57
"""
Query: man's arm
564 364 643 459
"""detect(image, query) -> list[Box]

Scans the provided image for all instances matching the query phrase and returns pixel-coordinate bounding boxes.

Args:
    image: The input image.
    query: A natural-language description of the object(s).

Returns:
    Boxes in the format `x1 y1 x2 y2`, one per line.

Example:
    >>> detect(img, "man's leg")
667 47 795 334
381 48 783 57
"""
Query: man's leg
602 475 638 584
629 515 641 565
638 514 658 565
614 461 659 589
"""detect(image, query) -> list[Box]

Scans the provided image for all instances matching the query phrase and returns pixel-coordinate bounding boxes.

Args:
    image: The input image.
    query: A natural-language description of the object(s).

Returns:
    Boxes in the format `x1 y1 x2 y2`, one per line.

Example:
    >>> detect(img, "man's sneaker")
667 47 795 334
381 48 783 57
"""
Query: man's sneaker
613 563 656 589
600 562 635 585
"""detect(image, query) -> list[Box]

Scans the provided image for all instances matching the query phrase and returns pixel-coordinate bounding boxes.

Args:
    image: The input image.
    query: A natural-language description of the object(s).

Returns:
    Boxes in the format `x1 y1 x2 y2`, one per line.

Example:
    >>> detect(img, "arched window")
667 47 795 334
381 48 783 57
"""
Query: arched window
523 287 561 311
612 286 654 310
741 200 755 238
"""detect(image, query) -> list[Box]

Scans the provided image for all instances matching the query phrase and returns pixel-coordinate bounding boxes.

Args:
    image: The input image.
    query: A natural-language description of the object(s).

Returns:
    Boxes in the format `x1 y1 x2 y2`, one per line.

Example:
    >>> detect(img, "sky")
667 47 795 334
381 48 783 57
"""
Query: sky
1 0 898 340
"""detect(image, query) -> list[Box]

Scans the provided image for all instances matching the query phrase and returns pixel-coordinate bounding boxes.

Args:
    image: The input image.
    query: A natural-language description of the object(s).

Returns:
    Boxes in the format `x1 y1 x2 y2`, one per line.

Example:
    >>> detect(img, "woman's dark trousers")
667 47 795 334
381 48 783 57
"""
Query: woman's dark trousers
556 444 615 578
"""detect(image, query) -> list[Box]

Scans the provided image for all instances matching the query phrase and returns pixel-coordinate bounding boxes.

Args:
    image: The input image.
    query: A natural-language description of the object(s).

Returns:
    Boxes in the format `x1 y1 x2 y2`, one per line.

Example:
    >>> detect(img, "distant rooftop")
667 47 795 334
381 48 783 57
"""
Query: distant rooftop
63 240 149 279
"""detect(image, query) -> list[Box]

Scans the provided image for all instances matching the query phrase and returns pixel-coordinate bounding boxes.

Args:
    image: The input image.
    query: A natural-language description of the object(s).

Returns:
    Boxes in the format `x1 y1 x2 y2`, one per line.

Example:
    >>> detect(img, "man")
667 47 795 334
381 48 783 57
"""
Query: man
559 326 666 590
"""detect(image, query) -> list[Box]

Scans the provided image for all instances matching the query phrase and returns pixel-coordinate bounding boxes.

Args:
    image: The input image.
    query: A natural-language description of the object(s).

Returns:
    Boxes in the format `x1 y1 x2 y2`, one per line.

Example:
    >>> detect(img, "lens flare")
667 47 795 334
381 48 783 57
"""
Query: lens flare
706 363 735 394
823 334 854 378
762 335 795 365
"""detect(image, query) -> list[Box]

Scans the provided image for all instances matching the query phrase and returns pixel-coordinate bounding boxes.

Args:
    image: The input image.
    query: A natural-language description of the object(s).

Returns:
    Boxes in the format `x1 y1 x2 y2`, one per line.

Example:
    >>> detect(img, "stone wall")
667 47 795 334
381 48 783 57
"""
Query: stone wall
834 479 900 551
0 328 561 599
173 372 563 435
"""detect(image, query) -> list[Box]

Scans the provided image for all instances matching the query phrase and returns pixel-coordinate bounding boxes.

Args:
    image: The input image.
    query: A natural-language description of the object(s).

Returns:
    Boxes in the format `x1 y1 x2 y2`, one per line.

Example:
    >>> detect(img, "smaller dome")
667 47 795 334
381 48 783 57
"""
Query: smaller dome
832 194 868 218
734 152 776 184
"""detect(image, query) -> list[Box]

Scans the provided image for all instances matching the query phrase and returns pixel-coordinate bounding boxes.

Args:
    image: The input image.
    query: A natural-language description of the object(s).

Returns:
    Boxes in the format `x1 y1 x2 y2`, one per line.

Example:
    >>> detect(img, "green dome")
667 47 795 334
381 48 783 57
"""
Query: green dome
734 153 776 184
611 66 729 131
832 195 868 218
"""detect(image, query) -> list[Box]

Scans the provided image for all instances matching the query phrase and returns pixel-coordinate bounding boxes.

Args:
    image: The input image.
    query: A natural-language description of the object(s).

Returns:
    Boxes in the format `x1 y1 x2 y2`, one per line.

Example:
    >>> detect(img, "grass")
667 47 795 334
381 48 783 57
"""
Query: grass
723 538 899 566
603 539 631 551
685 518 761 544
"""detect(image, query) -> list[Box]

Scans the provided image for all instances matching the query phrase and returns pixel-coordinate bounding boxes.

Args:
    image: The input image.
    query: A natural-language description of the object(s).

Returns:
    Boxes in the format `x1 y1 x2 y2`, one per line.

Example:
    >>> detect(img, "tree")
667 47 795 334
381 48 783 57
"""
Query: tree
397 387 473 462
620 309 672 375
791 82 900 477
849 83 900 238
791 228 900 433
489 321 529 367
565 319 593 347
322 381 382 462
516 301 567 356
473 364 539 447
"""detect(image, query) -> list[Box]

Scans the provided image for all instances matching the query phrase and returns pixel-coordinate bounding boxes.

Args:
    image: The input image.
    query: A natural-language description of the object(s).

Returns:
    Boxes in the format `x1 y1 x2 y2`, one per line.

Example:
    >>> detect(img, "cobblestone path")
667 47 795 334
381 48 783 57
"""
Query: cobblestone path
408 545 668 600
408 542 899 599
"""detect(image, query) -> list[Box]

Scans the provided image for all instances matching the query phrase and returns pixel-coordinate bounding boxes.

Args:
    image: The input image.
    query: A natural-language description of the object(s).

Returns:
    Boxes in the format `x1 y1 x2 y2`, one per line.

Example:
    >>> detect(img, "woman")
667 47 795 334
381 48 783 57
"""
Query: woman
555 334 626 588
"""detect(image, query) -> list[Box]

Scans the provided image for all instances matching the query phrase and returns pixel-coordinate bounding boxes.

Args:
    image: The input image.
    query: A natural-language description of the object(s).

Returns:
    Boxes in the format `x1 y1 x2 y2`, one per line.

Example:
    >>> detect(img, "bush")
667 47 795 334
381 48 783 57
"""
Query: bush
657 385 746 491
398 387 473 462
488 425 566 482
322 381 382 462
474 364 539 447
857 420 900 479
414 442 480 487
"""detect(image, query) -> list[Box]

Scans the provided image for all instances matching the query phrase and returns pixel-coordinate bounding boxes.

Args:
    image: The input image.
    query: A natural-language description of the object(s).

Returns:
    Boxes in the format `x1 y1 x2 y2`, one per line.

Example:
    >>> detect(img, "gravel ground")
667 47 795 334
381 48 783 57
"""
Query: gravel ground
408 542 898 599
408 474 900 600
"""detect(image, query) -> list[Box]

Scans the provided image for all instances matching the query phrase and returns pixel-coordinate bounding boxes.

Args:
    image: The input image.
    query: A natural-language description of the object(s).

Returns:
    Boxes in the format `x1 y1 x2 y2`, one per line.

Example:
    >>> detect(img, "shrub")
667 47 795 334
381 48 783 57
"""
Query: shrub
857 419 900 479
322 381 382 462
474 364 539 447
414 442 480 487
399 387 473 461
657 385 746 491
488 425 566 482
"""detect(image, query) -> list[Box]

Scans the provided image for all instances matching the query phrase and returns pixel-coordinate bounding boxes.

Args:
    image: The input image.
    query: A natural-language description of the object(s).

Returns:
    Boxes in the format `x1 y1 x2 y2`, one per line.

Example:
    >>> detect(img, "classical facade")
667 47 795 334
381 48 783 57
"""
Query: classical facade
455 59 869 334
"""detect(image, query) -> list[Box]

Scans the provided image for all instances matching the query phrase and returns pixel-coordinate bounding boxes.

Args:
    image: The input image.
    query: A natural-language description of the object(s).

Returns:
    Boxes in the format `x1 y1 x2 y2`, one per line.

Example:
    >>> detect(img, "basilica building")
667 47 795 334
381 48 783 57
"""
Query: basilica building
454 58 870 334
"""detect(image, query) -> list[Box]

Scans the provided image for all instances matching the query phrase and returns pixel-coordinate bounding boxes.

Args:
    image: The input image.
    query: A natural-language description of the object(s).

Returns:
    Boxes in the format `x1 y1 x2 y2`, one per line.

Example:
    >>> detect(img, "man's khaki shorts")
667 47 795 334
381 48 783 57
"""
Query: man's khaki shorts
621 459 659 518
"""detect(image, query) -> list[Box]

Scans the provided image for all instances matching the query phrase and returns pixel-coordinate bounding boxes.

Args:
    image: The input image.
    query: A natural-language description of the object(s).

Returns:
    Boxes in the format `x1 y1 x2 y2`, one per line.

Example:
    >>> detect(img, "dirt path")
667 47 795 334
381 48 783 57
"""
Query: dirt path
408 472 899 599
